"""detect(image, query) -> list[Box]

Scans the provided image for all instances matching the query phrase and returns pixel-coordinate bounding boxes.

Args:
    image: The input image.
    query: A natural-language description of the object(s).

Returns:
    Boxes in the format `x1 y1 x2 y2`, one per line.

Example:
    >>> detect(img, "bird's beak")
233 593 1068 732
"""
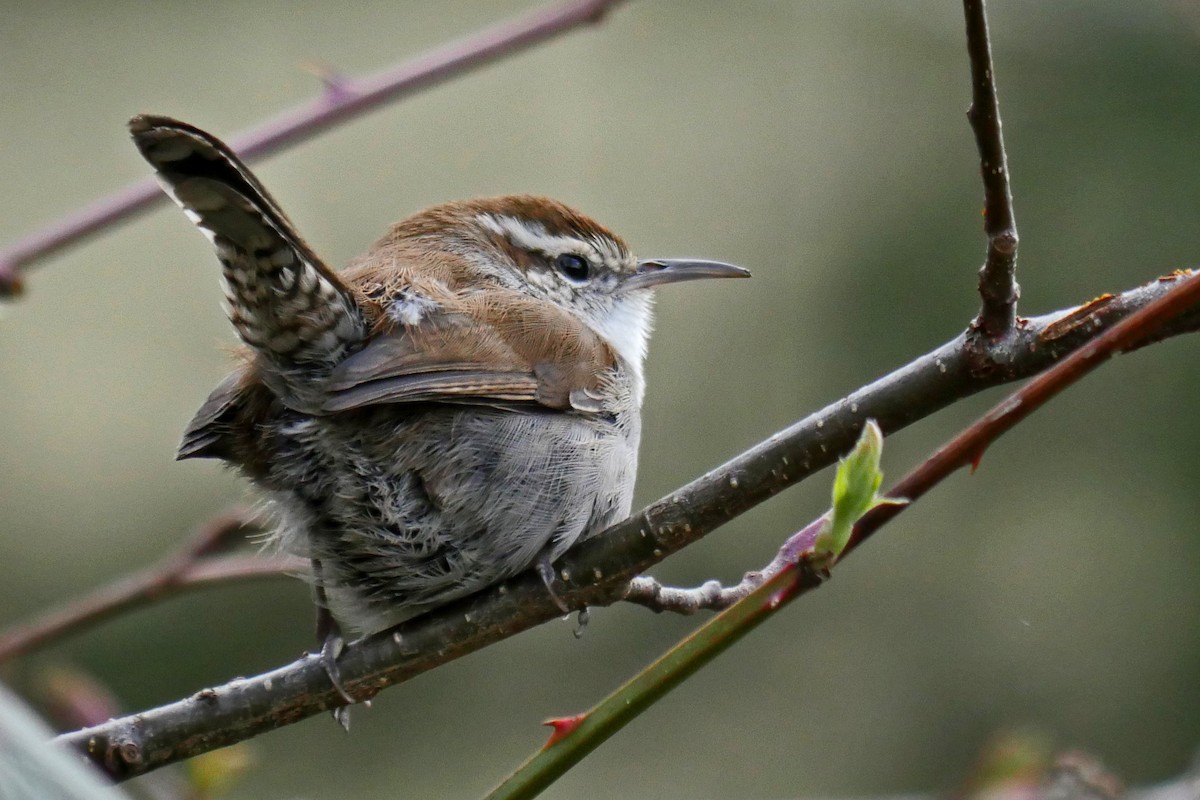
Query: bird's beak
619 259 751 293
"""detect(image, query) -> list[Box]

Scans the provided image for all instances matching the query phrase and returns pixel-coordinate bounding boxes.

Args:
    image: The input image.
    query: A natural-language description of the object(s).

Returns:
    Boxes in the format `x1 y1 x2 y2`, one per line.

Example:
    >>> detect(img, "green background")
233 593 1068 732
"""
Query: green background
2 1 1198 797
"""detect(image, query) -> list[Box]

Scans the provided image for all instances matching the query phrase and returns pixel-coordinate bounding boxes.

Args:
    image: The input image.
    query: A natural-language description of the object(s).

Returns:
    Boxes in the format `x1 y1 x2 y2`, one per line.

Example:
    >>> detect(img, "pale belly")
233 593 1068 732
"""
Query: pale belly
262 405 640 633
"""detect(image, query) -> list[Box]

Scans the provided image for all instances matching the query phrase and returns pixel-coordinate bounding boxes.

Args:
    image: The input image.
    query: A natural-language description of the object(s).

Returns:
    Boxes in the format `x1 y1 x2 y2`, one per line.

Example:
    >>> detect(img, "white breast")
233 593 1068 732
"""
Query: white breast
590 293 655 407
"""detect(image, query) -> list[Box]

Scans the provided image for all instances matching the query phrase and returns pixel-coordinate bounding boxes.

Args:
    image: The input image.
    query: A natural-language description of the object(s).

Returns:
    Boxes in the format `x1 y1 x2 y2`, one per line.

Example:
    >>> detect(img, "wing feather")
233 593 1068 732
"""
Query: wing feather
323 289 616 414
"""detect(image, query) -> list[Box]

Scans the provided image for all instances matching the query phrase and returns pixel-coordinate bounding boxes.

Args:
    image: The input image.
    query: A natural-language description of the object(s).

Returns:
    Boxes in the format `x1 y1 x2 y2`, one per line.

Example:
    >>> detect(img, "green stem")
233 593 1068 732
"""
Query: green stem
485 563 820 800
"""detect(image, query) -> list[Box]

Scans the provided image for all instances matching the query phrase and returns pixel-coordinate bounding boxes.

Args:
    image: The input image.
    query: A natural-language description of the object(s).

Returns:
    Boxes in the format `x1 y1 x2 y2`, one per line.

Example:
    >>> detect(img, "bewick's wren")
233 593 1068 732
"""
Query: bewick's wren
129 115 749 638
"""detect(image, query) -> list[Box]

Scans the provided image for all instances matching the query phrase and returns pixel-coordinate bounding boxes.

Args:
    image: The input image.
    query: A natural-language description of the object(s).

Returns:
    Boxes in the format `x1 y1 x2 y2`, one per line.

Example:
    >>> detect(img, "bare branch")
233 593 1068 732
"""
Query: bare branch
964 0 1020 336
0 0 627 296
632 272 1200 615
0 510 307 663
623 576 742 614
623 515 827 614
56 268 1200 781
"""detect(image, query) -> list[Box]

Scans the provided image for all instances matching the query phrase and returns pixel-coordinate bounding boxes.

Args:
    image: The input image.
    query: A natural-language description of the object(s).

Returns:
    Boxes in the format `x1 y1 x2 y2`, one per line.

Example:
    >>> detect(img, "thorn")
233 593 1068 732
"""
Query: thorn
969 446 987 474
766 564 804 608
300 59 354 101
0 264 24 297
542 714 586 748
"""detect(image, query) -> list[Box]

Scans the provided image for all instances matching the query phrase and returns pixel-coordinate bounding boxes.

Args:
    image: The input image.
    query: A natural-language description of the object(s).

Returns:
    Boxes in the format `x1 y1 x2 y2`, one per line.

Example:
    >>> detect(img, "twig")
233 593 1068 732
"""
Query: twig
0 0 627 296
631 271 1200 615
439 266 1200 797
624 515 827 613
964 0 1019 336
849 275 1200 551
55 268 1200 781
592 271 1200 615
0 509 305 663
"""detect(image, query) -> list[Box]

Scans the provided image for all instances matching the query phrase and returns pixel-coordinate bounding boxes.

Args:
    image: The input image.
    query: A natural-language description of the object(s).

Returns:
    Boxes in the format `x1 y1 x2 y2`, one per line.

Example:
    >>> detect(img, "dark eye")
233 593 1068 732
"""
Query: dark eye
554 253 591 282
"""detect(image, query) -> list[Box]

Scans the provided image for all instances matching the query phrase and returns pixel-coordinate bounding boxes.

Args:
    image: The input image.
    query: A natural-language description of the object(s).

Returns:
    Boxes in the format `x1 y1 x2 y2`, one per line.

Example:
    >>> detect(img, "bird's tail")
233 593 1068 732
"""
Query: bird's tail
129 115 363 370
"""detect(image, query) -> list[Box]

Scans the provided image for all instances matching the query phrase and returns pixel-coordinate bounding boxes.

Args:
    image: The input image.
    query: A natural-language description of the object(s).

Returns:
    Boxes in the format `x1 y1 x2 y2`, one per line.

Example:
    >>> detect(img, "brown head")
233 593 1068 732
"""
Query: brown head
346 194 749 382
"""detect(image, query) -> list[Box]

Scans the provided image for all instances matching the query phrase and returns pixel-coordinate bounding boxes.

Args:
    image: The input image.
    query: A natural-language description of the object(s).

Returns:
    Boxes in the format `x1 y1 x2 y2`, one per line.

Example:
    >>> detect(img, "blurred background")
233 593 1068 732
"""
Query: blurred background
2 1 1199 798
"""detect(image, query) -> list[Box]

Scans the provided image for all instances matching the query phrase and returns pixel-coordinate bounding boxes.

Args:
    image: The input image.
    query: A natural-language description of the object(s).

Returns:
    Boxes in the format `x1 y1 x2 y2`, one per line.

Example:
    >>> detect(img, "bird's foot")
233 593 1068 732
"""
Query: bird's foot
536 554 570 614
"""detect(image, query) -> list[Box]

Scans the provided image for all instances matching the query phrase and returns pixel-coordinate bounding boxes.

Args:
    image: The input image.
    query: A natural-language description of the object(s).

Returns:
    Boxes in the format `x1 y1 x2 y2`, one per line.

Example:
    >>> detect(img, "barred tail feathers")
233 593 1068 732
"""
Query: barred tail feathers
129 115 363 366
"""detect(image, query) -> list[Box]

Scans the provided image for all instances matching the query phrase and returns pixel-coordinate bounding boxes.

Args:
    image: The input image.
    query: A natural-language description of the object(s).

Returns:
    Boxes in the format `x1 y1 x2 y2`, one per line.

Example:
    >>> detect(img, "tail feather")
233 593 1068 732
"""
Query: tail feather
129 115 364 367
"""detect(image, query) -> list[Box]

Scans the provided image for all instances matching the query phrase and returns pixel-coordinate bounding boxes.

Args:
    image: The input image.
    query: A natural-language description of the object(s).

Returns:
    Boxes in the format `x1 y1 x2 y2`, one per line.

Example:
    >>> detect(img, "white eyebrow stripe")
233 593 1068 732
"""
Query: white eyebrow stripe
477 214 603 262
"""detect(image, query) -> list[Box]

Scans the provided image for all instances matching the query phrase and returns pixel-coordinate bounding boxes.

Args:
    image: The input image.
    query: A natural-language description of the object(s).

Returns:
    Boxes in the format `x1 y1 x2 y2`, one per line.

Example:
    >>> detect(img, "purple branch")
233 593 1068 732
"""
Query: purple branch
0 0 627 296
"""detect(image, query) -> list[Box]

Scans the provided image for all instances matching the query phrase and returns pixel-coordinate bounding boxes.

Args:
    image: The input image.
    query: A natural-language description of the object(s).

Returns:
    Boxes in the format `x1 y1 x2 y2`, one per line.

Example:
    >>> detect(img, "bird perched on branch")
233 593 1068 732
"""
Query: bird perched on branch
129 114 749 674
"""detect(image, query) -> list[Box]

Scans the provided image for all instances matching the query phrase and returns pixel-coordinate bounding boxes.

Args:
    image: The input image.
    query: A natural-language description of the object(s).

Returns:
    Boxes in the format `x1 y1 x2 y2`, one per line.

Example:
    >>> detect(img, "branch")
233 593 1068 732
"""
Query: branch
14 276 1196 644
0 509 306 663
56 268 1200 781
964 0 1020 336
0 0 627 296
624 515 828 614
633 279 1200 614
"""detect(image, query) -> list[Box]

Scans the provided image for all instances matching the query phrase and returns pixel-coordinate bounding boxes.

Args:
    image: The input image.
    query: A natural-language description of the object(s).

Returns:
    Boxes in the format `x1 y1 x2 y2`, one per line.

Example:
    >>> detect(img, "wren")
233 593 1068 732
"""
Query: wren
129 115 749 641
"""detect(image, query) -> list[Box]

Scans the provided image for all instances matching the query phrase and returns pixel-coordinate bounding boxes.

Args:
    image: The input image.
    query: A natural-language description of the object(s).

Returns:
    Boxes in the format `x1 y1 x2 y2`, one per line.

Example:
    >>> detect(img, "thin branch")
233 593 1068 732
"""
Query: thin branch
623 575 751 614
55 268 1200 781
964 0 1019 336
0 0 627 296
633 274 1200 615
0 510 307 663
624 515 828 614
848 276 1200 554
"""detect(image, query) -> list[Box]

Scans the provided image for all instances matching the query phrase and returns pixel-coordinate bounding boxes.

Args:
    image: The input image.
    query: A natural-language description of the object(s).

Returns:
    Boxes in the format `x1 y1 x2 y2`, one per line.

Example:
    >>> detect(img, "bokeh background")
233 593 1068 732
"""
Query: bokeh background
2 1 1199 798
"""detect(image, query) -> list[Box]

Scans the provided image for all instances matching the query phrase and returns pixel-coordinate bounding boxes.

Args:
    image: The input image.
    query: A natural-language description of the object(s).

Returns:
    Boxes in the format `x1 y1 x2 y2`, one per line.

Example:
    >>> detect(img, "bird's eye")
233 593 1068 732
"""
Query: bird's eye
554 253 591 282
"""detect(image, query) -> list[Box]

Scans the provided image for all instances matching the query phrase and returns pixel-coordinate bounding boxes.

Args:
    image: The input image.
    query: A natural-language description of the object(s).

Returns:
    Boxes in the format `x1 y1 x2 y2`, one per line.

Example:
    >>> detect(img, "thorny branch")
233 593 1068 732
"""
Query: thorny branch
633 273 1200 612
964 0 1020 337
483 264 1200 798
0 0 626 296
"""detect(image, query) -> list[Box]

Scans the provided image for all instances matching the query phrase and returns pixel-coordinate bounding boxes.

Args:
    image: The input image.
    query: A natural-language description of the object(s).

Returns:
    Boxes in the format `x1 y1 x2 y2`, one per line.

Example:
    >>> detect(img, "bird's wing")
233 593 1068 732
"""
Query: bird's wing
323 289 617 414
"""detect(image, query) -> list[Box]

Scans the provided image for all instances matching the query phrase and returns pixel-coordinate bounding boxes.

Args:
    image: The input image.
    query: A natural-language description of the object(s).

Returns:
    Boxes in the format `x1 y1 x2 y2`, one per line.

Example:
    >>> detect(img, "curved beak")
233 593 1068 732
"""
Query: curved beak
619 258 751 293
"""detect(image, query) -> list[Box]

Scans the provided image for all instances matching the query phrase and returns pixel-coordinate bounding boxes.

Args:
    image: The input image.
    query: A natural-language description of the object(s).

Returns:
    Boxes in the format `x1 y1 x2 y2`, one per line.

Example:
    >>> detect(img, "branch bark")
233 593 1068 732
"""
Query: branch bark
964 0 1020 336
56 268 1200 781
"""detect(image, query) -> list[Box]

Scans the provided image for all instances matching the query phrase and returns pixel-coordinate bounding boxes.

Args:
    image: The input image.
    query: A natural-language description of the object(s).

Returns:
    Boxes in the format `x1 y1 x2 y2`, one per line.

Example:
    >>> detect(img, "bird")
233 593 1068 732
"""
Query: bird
128 114 749 654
